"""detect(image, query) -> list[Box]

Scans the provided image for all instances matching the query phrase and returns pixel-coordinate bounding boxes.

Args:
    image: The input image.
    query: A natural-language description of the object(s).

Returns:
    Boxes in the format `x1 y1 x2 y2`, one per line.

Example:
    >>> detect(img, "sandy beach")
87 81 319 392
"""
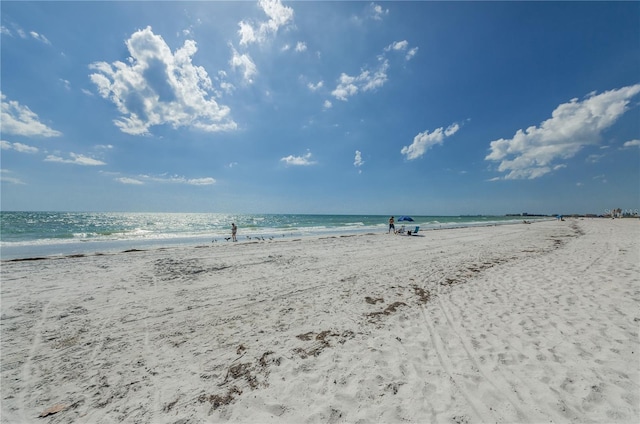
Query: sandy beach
1 218 638 423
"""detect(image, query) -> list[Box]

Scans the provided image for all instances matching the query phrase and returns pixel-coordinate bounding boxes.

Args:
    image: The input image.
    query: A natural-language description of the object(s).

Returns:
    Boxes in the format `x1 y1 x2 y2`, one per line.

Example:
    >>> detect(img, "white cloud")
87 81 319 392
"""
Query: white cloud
307 81 323 92
215 70 236 95
369 3 389 21
60 79 71 90
331 60 389 101
116 177 144 185
0 169 25 185
1 140 39 153
623 139 640 148
330 38 417 102
29 31 50 45
445 123 460 137
12 142 39 153
331 74 358 101
238 0 294 46
354 150 364 173
186 177 216 186
323 100 332 109
89 26 236 135
1 93 62 137
44 153 106 166
230 47 258 84
401 123 460 160
385 40 408 52
0 24 50 45
238 22 258 46
486 84 640 180
280 150 316 166
295 41 307 52
384 40 418 61
140 174 216 185
406 47 418 61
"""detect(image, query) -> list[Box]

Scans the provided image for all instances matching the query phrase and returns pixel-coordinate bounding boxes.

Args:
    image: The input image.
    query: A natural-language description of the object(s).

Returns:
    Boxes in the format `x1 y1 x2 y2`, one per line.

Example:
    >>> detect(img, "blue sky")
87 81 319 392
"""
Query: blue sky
1 1 639 215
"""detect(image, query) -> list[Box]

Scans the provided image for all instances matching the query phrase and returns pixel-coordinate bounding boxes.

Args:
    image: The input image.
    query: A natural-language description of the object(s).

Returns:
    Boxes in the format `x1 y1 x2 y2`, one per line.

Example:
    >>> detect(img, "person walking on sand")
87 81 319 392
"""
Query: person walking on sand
388 216 395 234
231 223 237 242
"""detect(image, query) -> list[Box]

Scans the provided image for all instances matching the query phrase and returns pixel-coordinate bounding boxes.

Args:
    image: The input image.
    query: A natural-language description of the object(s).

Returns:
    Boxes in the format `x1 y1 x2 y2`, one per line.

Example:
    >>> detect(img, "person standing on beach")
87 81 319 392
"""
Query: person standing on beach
231 223 237 242
388 216 395 234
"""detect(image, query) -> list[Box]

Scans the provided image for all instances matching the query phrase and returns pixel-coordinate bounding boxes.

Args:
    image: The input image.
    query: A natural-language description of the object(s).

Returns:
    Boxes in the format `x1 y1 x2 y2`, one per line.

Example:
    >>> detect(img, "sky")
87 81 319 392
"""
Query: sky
1 0 639 215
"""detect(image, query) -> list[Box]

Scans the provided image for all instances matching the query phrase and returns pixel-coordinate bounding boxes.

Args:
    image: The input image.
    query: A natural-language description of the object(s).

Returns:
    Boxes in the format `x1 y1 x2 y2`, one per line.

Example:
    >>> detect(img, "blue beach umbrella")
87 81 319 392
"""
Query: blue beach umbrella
398 216 414 222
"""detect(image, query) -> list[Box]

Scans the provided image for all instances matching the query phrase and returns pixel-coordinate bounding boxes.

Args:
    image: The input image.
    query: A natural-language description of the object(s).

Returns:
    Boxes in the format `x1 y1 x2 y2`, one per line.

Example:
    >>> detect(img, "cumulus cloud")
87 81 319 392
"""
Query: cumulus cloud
354 150 364 174
45 153 106 166
89 26 236 135
384 40 418 61
385 40 408 52
369 3 389 21
238 0 294 46
486 84 640 180
330 39 417 102
1 140 39 153
331 60 389 101
1 93 62 137
405 47 418 61
307 81 324 92
401 123 460 160
280 150 316 166
295 41 307 52
354 150 364 167
230 46 258 83
623 139 640 148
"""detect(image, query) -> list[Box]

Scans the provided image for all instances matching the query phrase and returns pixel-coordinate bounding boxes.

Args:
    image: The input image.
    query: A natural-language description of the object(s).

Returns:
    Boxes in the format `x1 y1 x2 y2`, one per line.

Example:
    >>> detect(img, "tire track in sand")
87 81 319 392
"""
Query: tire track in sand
419 302 494 423
427 221 588 423
434 290 539 422
18 300 50 422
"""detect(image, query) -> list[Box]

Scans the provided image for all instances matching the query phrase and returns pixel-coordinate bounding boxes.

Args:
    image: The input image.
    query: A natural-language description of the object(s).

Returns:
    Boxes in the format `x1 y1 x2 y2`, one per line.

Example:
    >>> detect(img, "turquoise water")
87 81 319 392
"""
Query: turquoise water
0 212 547 260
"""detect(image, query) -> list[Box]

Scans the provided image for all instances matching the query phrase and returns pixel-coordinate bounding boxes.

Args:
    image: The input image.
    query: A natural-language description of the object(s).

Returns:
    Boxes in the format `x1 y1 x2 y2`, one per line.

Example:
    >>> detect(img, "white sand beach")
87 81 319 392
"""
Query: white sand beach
1 218 638 423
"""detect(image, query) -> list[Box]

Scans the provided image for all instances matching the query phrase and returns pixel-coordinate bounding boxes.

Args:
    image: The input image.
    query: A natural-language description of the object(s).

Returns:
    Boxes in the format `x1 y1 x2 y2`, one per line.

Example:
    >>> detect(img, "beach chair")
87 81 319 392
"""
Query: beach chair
407 226 420 236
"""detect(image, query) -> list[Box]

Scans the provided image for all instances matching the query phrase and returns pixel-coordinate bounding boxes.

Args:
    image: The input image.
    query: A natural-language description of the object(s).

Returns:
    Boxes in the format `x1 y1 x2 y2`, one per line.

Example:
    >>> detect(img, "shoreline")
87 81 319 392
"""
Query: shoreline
0 214 556 261
1 218 554 262
1 218 638 423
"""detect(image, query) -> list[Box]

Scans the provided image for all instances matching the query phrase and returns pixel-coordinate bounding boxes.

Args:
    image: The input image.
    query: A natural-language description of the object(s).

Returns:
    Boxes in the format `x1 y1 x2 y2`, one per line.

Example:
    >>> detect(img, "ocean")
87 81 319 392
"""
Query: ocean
0 212 547 260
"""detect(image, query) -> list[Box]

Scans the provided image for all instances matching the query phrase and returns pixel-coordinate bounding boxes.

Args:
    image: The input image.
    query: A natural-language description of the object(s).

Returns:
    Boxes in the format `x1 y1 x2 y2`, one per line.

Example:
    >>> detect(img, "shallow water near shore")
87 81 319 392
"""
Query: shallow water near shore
0 212 548 260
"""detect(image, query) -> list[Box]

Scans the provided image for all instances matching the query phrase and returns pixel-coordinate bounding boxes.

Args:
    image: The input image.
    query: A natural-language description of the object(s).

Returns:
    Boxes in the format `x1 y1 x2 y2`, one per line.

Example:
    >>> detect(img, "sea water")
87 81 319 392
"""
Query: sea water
0 212 547 260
